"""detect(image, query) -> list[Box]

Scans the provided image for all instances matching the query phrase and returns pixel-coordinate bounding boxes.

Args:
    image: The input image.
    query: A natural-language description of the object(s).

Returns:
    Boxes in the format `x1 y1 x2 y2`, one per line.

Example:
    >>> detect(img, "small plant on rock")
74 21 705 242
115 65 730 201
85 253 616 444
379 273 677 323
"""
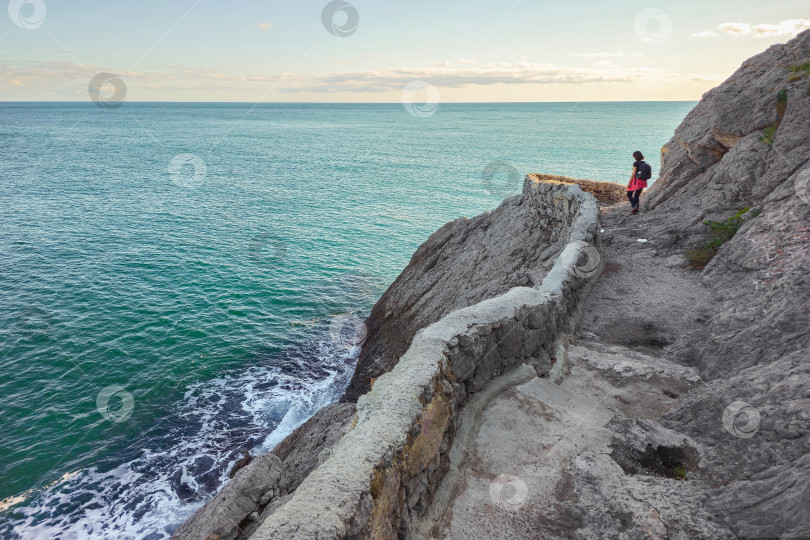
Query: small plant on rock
760 125 778 146
788 62 810 81
789 61 810 73
683 244 717 269
684 208 754 270
776 88 788 118
671 466 688 481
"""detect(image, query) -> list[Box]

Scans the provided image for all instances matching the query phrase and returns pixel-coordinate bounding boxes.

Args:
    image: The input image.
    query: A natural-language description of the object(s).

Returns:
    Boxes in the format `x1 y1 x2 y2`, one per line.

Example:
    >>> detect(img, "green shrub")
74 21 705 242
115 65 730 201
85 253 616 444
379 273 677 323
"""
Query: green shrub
776 88 789 119
787 63 810 82
760 126 778 145
684 208 754 269
705 208 749 241
671 466 688 481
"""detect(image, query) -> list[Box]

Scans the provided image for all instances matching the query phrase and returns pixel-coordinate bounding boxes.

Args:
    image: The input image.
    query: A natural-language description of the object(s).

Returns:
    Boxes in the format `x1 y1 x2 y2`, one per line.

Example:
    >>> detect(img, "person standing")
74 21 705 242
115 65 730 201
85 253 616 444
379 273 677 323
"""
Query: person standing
628 151 651 214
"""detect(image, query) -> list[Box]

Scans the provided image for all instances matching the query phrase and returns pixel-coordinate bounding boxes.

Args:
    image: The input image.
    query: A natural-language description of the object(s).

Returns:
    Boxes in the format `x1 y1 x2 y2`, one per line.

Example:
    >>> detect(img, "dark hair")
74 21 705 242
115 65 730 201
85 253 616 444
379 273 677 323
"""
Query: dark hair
633 151 645 161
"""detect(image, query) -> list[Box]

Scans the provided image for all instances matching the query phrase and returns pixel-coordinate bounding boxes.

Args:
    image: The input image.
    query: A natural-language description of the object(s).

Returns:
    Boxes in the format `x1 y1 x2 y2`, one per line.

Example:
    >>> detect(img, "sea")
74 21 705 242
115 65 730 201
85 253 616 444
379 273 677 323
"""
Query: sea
0 101 694 539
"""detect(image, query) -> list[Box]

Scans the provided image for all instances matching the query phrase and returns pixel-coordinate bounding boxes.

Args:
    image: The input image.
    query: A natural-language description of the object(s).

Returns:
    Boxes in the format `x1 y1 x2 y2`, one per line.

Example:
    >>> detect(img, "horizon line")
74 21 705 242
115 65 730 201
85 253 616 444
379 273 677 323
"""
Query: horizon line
0 99 699 104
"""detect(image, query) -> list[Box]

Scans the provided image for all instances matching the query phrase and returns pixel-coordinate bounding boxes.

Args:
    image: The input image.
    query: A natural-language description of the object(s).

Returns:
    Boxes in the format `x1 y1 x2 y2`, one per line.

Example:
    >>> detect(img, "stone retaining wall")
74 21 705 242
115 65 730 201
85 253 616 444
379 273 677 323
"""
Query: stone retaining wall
247 177 602 539
527 173 627 206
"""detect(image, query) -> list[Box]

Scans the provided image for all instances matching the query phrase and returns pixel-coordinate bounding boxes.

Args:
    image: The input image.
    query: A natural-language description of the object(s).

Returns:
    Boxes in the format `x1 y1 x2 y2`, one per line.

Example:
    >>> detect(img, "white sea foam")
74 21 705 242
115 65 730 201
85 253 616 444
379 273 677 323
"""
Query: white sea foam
4 333 359 540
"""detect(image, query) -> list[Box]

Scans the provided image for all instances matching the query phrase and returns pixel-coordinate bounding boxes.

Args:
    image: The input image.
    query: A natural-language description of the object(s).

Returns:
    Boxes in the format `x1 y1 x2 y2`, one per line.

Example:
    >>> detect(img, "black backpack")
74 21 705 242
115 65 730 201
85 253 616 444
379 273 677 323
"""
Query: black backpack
637 161 652 181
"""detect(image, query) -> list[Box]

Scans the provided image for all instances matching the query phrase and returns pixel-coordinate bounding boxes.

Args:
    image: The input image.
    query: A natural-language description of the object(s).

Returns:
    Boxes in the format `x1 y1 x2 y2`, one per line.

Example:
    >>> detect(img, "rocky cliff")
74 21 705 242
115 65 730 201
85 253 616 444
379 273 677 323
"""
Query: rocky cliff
634 29 810 538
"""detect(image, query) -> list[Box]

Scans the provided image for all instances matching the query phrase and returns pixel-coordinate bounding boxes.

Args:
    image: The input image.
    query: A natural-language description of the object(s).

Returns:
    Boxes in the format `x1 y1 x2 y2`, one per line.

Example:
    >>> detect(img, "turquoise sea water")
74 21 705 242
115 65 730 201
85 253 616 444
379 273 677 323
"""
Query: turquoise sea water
0 101 694 538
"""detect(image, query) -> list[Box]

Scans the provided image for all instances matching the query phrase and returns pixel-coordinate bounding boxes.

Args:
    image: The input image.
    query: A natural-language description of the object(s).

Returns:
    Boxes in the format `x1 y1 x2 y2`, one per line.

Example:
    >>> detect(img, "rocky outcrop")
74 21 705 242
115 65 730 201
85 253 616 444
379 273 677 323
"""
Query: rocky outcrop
171 453 283 540
269 403 356 497
409 30 809 539
171 403 356 540
175 31 809 540
415 337 732 540
646 30 810 235
629 29 810 539
173 179 600 540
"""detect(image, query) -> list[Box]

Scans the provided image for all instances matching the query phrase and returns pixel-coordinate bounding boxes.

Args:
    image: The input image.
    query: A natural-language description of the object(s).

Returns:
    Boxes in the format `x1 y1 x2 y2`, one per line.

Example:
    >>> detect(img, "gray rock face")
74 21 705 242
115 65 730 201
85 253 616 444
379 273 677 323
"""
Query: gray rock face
270 402 356 496
705 451 810 538
418 340 733 540
171 453 282 540
342 192 565 402
171 403 355 540
635 29 810 538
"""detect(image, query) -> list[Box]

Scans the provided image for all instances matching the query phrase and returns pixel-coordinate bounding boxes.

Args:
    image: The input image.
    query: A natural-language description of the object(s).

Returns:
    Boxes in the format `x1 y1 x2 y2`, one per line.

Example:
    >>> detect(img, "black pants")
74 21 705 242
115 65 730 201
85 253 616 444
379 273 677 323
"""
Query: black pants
627 189 642 209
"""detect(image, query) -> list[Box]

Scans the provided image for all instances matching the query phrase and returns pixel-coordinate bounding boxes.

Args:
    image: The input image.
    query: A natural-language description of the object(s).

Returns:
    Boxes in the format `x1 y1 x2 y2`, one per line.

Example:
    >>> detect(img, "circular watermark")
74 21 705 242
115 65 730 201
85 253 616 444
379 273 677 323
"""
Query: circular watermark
794 168 810 205
88 73 127 109
634 8 673 45
328 314 367 352
248 233 287 270
722 400 760 439
321 0 359 37
481 161 521 199
565 244 602 279
168 153 207 189
489 473 528 512
8 0 46 29
401 80 440 118
96 385 135 423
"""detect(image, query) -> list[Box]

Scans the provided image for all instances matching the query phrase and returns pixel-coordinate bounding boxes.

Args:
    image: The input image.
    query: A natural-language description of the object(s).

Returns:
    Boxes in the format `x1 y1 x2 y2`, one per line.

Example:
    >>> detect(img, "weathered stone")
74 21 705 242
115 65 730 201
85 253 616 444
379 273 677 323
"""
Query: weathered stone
181 32 810 540
527 173 627 205
573 30 810 540
664 254 687 268
457 334 475 349
270 402 356 495
171 453 281 540
258 490 274 507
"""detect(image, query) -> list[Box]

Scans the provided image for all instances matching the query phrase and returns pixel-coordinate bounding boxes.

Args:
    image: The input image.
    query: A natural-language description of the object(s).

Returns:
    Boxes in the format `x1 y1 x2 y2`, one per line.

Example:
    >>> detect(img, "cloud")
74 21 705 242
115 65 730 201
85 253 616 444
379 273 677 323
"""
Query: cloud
257 22 272 30
282 62 679 93
717 19 810 38
690 73 724 82
691 31 717 38
570 52 642 58
0 59 681 98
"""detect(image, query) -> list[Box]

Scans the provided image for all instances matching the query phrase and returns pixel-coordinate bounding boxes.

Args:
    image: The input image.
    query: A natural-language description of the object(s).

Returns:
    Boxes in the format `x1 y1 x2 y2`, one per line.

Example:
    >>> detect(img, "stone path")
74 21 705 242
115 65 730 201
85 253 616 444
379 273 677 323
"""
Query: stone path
412 205 735 539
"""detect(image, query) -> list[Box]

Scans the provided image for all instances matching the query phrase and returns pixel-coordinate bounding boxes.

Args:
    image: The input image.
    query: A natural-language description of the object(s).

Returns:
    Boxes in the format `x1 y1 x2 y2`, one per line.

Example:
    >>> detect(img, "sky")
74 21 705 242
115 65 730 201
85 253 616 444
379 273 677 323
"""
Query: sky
1 0 808 102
